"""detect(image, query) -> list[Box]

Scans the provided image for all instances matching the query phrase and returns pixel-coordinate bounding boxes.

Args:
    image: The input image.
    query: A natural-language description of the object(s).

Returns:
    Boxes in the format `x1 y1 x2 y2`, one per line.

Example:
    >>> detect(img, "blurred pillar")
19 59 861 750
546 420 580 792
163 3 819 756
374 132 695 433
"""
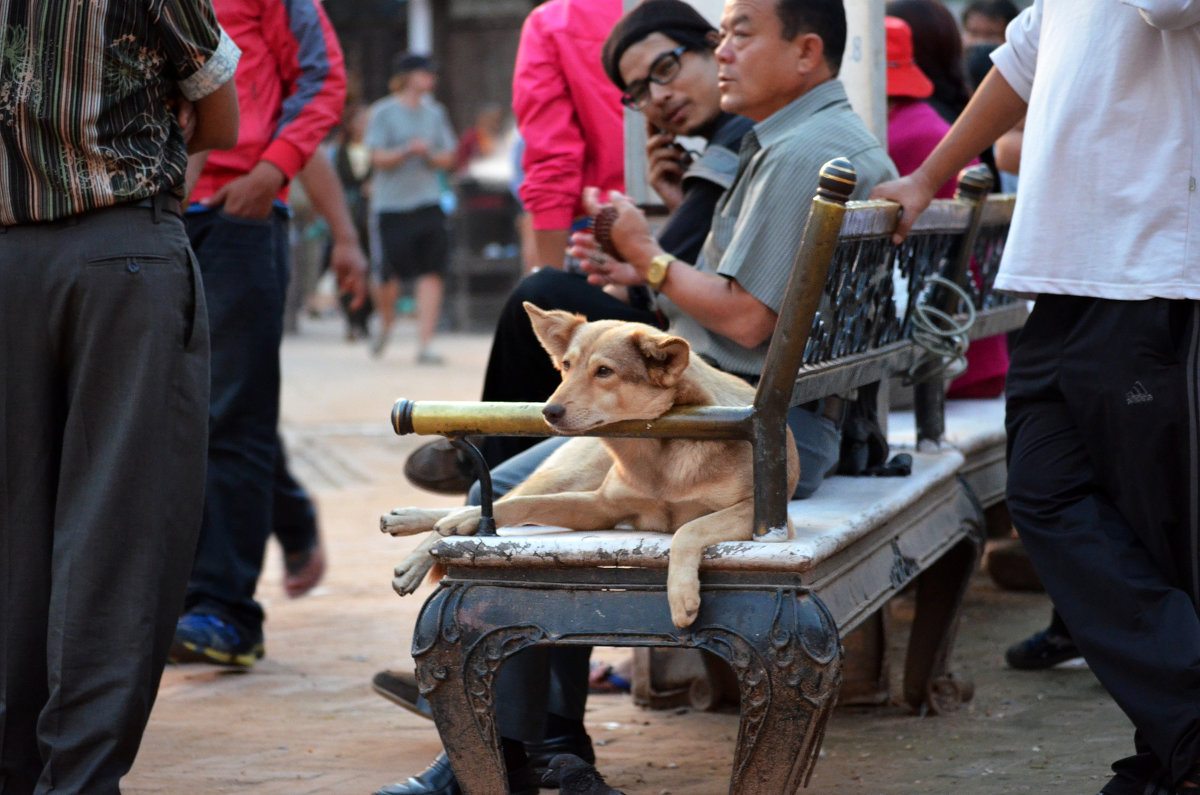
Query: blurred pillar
408 0 432 54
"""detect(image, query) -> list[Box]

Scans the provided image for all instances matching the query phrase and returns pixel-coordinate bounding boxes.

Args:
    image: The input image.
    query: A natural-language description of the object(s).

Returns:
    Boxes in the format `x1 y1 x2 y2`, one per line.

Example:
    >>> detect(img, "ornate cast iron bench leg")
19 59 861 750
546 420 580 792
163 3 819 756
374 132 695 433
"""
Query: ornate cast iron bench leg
902 485 985 714
411 572 843 794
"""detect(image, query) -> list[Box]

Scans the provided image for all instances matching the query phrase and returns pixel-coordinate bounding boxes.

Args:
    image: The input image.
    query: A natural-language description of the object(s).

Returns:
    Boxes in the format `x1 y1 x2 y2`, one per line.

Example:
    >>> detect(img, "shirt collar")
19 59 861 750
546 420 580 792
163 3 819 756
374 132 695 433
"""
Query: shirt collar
750 79 849 150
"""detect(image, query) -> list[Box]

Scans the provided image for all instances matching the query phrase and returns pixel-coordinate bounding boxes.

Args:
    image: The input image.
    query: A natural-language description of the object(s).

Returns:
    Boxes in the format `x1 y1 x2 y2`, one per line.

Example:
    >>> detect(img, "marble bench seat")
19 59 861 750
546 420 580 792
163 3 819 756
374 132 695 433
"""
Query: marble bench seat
433 448 970 636
890 396 1007 510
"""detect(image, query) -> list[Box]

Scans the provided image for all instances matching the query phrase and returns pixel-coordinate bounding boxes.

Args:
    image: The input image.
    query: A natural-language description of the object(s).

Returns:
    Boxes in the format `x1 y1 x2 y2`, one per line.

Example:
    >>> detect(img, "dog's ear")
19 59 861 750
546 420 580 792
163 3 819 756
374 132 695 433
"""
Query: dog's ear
525 302 585 366
632 329 690 387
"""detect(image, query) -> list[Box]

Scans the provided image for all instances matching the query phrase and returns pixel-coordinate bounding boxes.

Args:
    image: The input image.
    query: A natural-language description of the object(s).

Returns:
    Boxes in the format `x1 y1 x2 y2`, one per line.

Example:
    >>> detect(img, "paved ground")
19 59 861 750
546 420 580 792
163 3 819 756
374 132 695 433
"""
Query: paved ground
123 311 1132 795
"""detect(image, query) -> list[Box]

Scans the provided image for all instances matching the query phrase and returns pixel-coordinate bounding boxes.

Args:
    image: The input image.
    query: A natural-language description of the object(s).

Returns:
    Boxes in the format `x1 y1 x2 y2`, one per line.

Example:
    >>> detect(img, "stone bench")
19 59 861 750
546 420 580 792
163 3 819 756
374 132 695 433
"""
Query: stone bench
387 161 1016 793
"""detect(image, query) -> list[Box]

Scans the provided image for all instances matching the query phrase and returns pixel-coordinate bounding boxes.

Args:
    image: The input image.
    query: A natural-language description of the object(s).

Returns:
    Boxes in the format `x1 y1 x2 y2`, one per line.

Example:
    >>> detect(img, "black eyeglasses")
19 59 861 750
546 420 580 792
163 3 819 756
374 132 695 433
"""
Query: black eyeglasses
621 46 688 110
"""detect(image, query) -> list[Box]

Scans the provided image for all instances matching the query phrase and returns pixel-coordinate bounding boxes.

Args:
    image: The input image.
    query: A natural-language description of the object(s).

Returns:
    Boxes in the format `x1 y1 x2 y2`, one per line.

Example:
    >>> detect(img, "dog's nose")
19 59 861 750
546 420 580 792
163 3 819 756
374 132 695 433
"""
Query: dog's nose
542 402 565 423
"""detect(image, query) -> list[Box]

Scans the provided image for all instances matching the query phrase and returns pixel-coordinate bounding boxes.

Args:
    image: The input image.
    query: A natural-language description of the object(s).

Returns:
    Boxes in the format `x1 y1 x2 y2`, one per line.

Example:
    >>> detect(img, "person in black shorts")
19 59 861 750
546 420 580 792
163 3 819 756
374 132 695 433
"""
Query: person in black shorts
365 54 457 364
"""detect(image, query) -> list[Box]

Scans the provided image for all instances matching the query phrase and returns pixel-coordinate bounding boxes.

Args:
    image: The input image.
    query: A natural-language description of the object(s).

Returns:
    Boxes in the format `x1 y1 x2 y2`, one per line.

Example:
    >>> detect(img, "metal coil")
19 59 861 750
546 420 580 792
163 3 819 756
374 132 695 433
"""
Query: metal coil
904 275 976 385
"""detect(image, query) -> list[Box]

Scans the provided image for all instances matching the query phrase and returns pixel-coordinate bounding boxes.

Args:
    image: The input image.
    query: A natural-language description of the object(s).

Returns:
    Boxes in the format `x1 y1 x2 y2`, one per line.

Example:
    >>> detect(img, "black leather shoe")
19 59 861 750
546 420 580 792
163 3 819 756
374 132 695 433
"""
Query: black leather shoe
372 669 432 720
374 752 460 795
403 438 477 494
527 732 594 787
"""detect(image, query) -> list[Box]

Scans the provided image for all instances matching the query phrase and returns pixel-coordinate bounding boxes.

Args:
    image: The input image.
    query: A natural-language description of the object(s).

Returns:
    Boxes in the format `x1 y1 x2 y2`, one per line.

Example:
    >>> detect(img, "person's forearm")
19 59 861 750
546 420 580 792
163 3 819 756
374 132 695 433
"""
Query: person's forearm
428 151 455 171
371 148 411 170
297 153 358 244
994 122 1024 175
534 228 570 269
912 68 1027 193
184 152 209 202
623 239 776 348
657 262 776 348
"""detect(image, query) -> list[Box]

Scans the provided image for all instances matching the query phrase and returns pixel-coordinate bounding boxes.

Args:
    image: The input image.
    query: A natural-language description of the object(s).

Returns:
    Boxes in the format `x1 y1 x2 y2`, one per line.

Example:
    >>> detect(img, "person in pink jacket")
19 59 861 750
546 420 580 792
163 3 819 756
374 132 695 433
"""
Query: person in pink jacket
513 0 625 269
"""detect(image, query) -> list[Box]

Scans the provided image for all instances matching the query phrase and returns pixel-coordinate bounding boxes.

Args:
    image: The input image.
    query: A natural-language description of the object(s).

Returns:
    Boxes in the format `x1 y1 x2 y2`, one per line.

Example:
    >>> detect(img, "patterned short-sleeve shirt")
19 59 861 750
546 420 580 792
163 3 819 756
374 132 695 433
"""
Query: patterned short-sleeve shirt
0 0 239 224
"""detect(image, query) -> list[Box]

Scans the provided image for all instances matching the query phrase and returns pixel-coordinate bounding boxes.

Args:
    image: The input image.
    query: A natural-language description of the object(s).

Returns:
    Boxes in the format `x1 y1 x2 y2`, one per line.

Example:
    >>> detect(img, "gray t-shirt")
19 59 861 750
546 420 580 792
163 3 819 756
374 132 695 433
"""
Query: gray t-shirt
364 94 457 213
659 80 898 378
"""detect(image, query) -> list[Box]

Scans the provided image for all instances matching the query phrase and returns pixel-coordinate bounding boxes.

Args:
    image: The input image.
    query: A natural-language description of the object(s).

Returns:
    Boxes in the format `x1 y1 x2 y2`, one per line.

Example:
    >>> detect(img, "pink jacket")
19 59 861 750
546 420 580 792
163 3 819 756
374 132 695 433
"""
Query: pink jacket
513 0 624 231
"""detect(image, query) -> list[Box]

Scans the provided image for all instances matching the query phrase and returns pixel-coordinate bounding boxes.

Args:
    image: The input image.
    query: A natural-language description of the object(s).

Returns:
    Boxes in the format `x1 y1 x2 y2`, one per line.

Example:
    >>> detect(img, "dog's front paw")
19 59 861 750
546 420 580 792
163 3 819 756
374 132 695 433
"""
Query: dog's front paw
433 506 483 536
381 506 437 536
392 544 437 595
667 578 702 629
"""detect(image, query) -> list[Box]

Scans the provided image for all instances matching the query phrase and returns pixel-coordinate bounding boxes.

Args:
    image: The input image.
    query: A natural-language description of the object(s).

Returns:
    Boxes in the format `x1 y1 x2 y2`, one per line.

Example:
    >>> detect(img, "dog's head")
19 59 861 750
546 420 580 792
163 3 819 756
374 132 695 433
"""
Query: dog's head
524 302 691 433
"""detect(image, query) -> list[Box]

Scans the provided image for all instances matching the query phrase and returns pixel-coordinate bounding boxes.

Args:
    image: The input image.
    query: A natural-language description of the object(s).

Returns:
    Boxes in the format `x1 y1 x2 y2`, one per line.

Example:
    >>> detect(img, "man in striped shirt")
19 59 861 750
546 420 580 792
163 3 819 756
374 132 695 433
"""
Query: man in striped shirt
0 1 239 791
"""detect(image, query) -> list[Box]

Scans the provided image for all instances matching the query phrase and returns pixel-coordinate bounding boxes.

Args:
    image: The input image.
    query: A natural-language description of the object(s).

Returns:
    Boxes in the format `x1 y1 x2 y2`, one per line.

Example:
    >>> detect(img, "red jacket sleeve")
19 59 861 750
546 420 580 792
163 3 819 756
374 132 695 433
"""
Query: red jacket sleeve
259 0 347 181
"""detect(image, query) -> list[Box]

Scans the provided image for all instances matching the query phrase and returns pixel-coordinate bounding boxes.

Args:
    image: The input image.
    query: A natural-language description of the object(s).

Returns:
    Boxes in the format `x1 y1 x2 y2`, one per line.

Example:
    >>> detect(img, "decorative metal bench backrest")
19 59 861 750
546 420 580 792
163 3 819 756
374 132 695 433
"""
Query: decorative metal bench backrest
746 161 1014 538
390 159 1017 540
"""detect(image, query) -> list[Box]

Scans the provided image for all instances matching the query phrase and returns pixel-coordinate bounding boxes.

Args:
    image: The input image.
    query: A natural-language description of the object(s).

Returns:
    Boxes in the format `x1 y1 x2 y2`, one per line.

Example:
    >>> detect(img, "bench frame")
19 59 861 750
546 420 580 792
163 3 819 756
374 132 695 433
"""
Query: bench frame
389 161 1017 793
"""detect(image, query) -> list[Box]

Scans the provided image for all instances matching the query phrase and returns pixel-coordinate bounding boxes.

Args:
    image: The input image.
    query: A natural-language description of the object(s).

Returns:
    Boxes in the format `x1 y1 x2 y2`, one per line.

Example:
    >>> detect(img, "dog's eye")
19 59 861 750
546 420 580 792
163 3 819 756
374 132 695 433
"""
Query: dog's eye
595 365 613 378
561 360 571 371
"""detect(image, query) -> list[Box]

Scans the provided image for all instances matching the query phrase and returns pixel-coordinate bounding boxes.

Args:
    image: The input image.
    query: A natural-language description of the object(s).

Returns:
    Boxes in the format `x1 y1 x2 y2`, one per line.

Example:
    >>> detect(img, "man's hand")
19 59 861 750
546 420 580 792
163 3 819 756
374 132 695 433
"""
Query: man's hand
202 161 287 218
407 138 430 159
869 171 939 244
645 124 685 211
568 231 644 287
581 187 659 268
329 239 369 310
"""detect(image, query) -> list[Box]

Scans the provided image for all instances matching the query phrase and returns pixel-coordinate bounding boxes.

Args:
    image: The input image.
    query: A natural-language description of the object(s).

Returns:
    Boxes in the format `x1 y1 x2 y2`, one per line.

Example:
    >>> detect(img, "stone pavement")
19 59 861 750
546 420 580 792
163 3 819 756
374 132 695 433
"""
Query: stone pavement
124 313 1133 795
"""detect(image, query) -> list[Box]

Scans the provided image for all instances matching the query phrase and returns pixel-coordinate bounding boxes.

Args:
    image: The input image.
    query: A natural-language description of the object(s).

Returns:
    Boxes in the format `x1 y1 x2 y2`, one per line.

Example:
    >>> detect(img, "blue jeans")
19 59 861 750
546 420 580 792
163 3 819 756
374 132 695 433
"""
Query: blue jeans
183 208 290 637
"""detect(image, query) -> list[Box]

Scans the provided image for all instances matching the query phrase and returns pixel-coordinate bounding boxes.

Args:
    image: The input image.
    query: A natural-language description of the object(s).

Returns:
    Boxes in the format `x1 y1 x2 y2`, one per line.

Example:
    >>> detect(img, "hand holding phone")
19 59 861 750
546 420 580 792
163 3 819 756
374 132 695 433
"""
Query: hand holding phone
644 120 686 211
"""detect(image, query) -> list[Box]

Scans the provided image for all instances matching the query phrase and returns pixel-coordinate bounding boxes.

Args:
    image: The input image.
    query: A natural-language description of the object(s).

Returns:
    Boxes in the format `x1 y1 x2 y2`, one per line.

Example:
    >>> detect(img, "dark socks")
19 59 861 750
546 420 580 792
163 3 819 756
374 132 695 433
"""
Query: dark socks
501 736 529 771
500 737 537 793
545 712 586 738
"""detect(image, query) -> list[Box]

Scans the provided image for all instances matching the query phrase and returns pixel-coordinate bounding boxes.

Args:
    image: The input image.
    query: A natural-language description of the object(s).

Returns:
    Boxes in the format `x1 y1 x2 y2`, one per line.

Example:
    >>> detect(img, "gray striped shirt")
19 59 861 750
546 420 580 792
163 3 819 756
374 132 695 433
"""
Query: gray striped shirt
660 80 898 378
0 0 239 224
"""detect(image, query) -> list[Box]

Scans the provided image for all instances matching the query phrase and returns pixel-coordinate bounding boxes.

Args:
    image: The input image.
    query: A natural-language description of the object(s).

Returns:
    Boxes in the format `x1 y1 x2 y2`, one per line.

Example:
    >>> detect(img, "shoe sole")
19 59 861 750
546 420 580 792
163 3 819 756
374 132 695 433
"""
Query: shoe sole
169 640 265 668
371 680 434 721
1005 650 1083 670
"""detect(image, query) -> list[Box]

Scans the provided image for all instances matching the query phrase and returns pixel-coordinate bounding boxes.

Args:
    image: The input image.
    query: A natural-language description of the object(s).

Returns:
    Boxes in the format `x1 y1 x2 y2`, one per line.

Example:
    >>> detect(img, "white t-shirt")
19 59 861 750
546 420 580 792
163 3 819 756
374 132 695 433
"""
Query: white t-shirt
990 0 1200 300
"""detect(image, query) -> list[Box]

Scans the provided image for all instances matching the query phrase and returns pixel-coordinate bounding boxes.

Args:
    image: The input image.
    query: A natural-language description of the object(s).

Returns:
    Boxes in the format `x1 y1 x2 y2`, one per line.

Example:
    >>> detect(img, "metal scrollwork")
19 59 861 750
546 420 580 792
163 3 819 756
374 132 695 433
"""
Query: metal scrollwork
804 229 966 366
463 626 546 737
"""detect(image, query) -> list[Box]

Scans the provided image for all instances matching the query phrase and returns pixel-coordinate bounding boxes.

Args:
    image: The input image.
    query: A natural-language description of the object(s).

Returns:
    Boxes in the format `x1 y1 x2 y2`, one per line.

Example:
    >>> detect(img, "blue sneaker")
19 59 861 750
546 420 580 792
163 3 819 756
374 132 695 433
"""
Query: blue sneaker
169 613 264 667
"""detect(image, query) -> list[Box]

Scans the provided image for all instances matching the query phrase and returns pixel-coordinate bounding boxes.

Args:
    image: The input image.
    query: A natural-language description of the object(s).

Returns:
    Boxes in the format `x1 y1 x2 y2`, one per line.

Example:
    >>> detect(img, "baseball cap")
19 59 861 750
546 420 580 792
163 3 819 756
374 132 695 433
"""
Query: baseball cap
393 52 437 76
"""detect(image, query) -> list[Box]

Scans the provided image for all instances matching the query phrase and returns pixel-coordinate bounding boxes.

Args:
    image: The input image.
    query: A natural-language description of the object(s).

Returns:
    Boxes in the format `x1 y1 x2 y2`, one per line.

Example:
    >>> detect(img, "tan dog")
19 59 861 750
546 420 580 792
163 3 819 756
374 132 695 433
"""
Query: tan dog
383 303 800 628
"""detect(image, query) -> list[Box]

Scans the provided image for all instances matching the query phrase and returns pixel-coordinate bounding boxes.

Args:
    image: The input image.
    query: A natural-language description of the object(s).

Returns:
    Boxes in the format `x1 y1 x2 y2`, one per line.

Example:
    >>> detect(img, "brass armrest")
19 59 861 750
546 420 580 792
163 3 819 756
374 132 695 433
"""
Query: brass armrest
390 398 755 441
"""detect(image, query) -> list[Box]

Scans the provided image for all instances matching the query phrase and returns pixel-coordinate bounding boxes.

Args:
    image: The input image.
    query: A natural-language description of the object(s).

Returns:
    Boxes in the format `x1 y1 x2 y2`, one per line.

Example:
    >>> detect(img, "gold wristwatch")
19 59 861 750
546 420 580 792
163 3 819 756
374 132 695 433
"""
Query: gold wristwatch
646 253 674 291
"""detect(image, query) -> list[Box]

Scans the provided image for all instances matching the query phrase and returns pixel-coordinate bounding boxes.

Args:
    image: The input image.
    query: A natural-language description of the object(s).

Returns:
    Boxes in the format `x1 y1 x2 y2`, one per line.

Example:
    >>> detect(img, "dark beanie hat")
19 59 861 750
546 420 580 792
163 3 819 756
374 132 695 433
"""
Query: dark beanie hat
601 0 716 91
